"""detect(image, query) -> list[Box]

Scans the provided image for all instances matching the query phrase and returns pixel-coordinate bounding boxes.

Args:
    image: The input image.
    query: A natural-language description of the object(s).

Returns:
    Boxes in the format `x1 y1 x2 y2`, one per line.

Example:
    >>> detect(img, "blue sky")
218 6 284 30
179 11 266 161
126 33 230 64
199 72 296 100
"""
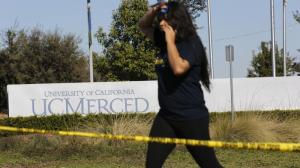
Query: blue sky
1 0 299 78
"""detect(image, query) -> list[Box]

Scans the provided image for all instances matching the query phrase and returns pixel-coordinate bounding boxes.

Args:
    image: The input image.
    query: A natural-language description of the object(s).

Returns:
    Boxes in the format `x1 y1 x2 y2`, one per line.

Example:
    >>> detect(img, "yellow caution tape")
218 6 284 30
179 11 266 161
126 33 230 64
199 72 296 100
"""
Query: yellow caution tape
0 125 299 152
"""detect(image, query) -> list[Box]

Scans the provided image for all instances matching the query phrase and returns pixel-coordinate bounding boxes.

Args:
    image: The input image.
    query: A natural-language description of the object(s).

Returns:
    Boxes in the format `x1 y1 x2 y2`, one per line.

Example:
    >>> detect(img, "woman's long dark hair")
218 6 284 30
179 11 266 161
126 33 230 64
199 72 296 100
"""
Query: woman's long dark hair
154 1 211 92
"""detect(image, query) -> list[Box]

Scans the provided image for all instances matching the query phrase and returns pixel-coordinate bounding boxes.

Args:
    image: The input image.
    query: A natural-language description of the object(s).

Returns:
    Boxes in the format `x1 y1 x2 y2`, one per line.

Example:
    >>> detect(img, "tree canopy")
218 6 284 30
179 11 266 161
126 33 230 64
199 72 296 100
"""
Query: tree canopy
178 0 207 19
294 10 300 23
94 0 207 81
247 42 296 77
0 28 88 111
95 0 157 81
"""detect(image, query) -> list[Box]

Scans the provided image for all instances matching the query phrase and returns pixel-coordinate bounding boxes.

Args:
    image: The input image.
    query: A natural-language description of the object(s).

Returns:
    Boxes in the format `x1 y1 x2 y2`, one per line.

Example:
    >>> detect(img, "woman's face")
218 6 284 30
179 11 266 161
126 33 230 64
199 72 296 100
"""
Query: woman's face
157 4 177 31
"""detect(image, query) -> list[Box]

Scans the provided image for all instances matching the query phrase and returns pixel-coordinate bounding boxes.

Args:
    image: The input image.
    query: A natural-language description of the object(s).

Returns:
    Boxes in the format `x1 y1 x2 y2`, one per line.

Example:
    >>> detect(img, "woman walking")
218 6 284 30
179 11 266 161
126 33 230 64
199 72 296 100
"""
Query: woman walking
139 1 223 168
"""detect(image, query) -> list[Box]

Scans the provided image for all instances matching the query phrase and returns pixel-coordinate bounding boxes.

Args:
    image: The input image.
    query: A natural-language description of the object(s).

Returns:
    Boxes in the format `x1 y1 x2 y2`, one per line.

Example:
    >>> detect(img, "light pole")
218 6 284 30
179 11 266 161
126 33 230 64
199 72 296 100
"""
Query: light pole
270 0 276 77
87 0 94 82
207 0 214 79
283 0 287 76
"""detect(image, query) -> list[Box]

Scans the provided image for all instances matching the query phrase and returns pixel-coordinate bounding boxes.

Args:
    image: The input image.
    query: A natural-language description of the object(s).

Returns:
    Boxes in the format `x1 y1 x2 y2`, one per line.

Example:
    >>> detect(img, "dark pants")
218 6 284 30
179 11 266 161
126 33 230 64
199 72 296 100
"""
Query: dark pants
146 114 223 168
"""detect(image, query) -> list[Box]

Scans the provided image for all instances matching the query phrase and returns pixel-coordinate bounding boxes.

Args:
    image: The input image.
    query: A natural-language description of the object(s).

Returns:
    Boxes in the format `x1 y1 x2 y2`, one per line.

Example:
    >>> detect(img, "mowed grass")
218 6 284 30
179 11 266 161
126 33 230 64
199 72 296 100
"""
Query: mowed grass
0 141 299 168
0 111 299 167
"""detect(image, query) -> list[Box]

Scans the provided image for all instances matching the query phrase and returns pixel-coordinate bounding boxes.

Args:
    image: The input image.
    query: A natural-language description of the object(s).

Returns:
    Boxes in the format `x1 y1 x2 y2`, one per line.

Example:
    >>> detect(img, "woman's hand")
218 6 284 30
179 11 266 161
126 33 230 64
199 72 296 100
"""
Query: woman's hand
160 20 176 44
160 20 190 76
138 3 166 40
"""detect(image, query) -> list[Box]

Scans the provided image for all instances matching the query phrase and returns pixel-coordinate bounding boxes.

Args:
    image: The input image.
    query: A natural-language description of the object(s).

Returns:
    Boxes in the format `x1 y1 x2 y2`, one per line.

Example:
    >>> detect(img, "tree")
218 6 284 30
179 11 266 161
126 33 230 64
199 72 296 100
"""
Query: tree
294 10 300 23
294 10 300 55
95 0 207 81
95 0 157 81
179 0 207 19
247 42 296 77
0 28 89 111
294 63 300 72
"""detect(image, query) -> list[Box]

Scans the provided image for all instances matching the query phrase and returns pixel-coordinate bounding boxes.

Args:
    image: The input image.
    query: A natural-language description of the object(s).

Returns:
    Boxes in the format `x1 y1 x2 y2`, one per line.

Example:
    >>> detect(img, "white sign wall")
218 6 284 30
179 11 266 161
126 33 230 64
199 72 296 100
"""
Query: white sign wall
7 77 300 117
8 81 158 117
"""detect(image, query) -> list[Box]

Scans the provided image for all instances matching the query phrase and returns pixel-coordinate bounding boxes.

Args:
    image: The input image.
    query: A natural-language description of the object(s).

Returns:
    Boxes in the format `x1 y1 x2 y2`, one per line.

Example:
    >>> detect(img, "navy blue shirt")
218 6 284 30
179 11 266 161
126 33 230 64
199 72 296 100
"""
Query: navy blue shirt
154 29 209 120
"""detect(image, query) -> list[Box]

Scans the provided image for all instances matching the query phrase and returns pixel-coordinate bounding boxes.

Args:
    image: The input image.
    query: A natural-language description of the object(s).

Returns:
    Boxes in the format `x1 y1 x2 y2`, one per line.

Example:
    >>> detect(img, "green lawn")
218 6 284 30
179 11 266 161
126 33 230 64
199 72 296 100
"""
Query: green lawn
0 111 299 167
0 141 299 168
